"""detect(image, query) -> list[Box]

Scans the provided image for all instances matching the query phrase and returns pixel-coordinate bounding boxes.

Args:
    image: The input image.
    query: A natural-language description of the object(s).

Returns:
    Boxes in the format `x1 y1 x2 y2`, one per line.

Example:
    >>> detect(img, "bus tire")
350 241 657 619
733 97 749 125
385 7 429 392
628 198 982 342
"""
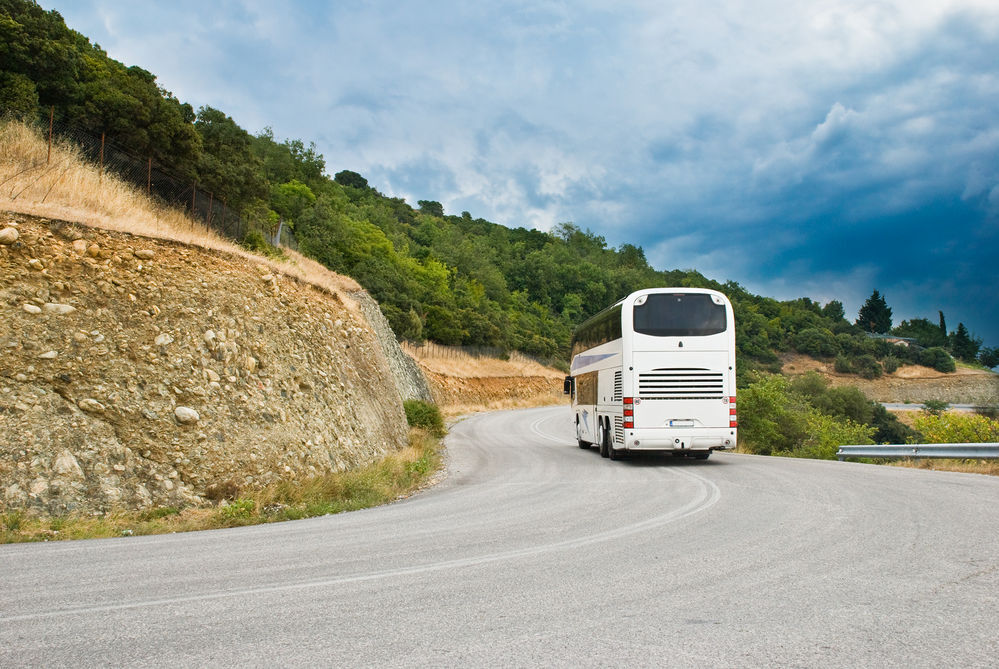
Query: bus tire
576 418 590 449
598 420 609 458
608 441 620 460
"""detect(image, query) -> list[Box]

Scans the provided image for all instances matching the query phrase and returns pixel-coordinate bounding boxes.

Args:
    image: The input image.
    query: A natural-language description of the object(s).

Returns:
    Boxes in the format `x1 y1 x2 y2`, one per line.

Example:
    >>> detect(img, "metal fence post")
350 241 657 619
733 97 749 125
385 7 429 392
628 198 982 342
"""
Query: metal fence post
47 106 53 165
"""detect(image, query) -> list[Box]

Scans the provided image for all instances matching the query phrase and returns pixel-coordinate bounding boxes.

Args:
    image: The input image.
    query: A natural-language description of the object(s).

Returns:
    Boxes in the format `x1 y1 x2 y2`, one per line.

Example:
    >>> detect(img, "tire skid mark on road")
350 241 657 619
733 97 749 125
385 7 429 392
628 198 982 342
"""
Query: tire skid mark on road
529 411 574 445
1 467 721 624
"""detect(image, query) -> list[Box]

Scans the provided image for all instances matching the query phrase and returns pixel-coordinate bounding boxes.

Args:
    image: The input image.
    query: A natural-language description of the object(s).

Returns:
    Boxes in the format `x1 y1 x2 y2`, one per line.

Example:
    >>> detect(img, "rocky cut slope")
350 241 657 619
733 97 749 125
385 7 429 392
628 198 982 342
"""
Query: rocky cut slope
0 214 412 515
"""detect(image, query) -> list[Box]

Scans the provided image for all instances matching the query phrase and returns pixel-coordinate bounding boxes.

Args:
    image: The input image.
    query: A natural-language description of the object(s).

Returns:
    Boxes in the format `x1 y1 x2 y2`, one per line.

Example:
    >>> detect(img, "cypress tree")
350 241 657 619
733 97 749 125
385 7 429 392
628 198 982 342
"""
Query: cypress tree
856 290 893 334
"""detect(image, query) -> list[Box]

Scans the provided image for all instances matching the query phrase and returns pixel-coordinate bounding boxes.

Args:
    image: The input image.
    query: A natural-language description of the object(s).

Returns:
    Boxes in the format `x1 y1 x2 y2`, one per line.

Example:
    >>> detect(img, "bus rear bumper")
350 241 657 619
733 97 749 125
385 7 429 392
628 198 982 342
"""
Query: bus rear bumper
624 429 735 452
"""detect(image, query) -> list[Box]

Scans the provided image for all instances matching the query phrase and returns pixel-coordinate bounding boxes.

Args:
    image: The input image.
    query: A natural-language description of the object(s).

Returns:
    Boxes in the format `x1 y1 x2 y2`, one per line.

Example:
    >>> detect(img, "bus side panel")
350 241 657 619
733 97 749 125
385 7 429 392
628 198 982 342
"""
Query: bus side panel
570 340 622 446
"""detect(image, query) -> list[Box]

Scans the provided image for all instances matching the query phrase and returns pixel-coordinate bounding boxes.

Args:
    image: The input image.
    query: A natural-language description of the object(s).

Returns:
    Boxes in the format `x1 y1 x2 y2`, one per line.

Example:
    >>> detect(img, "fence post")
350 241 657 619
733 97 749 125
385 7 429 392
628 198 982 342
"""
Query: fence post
191 181 196 217
99 133 105 184
208 191 213 226
47 106 53 165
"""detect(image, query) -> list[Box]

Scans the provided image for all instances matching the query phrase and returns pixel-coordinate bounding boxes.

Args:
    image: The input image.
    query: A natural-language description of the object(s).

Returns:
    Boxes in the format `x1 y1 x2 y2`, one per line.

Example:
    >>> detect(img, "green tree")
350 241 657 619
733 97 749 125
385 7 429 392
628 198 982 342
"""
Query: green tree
270 179 316 231
334 170 368 189
418 200 444 217
979 347 999 369
821 300 846 322
893 318 947 348
949 323 981 363
856 290 892 333
194 106 266 209
0 70 38 118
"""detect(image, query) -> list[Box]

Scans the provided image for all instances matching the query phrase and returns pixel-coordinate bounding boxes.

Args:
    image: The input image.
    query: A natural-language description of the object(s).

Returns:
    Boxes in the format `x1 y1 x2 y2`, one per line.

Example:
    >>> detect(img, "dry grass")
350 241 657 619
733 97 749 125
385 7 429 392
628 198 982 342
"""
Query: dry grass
889 458 999 476
0 120 360 301
0 429 443 543
402 341 563 379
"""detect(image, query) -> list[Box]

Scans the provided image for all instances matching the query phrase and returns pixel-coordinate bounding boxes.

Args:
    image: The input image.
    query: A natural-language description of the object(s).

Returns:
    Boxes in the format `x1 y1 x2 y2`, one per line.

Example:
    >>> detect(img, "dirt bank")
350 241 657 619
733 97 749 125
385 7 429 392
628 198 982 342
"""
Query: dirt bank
0 213 410 515
402 343 565 414
781 353 999 405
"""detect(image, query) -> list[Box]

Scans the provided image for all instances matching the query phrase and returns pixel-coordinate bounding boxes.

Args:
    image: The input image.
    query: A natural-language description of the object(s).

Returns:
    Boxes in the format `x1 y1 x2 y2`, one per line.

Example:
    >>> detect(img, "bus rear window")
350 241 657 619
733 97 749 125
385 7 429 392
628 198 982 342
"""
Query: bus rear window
633 293 726 337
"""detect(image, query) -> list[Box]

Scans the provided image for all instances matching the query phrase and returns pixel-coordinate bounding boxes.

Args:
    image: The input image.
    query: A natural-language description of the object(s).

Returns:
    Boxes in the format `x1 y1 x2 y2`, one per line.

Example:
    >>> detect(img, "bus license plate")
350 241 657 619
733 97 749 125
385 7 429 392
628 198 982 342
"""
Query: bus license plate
669 420 694 427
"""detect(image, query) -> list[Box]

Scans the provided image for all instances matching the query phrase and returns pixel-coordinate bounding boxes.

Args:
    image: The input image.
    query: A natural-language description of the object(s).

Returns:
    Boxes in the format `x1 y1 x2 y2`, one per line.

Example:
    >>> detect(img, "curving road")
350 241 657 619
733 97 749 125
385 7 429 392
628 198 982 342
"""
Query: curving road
2 406 998 667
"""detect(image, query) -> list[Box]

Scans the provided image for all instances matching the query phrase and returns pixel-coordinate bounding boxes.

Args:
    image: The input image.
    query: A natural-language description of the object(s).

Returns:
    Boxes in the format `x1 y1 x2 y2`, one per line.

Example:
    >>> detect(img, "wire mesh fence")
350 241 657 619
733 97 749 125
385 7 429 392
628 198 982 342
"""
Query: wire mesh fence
1 105 297 251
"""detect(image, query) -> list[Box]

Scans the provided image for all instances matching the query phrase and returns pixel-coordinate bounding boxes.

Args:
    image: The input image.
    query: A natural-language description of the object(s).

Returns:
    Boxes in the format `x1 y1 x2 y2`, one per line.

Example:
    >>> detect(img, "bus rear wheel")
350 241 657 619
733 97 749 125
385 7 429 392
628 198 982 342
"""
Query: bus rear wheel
608 441 621 460
598 421 609 458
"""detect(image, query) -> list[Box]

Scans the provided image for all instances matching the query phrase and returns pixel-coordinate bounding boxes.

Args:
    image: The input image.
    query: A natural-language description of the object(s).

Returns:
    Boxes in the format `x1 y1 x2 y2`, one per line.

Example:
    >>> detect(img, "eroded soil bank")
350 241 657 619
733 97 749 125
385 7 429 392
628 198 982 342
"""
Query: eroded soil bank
1 214 409 515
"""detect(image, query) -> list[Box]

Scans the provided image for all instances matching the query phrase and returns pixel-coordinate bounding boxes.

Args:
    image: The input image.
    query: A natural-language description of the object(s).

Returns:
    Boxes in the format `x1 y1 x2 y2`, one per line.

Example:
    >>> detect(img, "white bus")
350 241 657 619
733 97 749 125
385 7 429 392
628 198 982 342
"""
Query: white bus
564 287 737 460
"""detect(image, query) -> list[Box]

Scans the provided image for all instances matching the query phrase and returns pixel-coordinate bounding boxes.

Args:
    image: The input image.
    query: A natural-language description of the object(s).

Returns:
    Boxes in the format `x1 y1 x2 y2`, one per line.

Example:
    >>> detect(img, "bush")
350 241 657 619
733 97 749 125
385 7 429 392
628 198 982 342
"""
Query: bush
792 328 840 358
919 347 955 373
242 229 284 258
811 385 875 424
834 355 853 374
853 354 883 379
922 399 949 416
911 412 999 443
403 399 445 437
883 356 900 374
738 374 877 457
782 411 874 460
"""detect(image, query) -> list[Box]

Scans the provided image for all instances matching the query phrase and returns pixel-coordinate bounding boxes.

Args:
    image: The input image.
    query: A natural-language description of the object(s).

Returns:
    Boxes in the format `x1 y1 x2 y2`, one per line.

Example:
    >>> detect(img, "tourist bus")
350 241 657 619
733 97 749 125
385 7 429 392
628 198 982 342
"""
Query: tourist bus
564 287 736 460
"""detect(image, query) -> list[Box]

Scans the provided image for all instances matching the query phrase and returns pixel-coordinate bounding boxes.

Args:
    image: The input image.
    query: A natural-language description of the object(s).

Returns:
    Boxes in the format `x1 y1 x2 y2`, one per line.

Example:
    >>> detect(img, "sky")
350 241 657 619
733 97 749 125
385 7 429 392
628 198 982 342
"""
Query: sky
44 0 999 346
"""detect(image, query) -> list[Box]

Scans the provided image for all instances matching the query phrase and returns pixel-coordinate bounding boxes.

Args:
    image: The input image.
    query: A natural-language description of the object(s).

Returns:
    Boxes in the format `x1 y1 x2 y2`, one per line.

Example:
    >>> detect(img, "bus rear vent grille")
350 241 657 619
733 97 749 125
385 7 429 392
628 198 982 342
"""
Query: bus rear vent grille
638 369 724 399
613 415 624 444
613 371 622 402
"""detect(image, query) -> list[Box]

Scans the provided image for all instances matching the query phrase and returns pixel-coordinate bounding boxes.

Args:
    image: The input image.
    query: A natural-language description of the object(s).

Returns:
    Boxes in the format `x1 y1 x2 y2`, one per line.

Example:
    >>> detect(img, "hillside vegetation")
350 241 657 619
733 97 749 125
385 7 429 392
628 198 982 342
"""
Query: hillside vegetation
3 0 995 378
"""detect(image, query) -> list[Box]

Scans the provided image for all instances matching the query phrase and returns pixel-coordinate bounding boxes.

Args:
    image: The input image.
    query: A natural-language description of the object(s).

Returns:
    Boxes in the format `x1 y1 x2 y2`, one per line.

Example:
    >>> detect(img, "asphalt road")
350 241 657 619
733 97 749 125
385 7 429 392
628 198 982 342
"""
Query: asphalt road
3 406 998 667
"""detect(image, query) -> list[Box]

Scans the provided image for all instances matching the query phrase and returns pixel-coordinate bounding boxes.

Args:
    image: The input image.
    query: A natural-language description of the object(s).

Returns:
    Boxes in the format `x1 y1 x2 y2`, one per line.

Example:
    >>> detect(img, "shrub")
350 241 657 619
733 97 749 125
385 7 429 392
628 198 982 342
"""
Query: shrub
403 399 445 437
871 404 920 444
919 347 955 373
911 412 999 443
788 371 829 399
834 355 852 374
242 229 284 258
737 374 809 455
792 328 840 358
219 498 255 519
739 373 877 459
883 356 900 374
782 411 874 460
853 354 883 379
811 385 875 424
922 399 949 416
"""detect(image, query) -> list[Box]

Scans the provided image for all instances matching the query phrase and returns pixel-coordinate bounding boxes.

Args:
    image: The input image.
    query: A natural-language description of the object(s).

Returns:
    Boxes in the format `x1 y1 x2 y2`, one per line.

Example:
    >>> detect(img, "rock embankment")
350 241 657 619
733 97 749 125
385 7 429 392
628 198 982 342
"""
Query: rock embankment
0 214 410 515
351 290 433 403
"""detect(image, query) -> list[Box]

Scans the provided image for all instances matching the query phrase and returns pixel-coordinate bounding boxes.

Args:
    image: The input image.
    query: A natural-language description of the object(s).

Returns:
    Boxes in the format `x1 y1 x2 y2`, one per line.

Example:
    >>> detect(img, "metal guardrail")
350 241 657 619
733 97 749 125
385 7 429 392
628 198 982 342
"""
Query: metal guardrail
837 443 999 461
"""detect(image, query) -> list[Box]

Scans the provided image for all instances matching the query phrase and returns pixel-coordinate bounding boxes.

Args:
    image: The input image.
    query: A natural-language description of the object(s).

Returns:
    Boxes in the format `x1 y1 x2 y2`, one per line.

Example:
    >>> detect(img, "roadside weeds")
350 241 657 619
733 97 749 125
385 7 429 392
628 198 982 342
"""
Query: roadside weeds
0 428 443 544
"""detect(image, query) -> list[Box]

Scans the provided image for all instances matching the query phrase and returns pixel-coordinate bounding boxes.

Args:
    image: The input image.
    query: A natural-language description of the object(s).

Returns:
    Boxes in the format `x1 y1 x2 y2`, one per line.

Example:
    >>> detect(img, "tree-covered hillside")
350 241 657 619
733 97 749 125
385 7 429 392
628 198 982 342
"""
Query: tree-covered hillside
2 0 994 377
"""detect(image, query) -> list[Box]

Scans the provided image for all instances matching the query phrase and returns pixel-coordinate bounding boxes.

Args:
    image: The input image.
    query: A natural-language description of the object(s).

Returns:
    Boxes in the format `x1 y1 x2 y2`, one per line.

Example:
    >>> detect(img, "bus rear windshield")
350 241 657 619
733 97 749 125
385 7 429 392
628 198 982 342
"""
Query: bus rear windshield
633 293 726 337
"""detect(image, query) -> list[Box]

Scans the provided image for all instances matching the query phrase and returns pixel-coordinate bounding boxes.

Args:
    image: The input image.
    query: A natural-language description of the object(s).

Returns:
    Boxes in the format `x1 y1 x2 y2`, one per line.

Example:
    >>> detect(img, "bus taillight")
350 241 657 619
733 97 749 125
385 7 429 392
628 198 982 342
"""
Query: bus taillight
623 397 634 429
729 396 737 427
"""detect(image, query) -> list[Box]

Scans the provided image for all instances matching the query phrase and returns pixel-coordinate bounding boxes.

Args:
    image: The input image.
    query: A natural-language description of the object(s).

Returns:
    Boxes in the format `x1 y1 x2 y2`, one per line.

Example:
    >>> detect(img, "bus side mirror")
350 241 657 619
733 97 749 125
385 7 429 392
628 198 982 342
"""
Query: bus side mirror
563 376 574 395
